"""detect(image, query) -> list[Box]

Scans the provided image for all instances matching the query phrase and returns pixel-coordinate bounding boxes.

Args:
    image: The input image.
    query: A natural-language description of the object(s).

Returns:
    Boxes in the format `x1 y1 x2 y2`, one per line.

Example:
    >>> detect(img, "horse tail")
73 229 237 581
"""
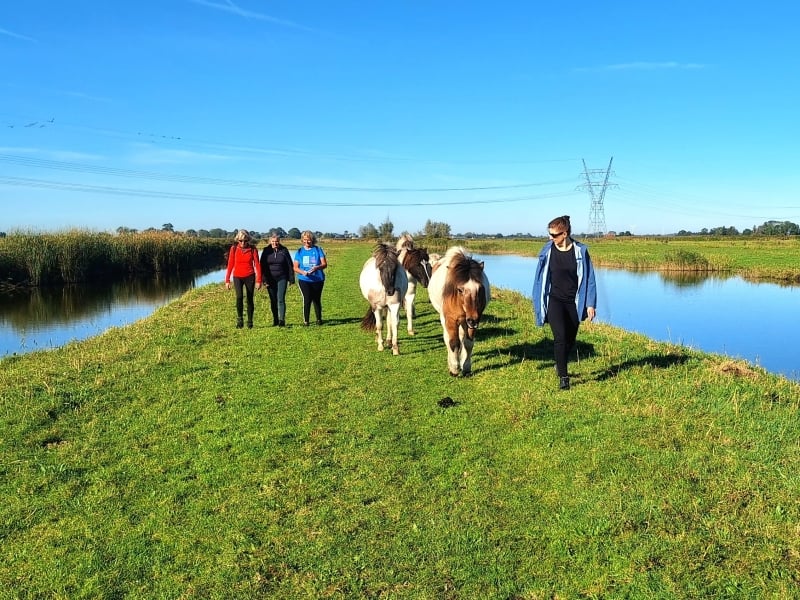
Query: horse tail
361 308 377 331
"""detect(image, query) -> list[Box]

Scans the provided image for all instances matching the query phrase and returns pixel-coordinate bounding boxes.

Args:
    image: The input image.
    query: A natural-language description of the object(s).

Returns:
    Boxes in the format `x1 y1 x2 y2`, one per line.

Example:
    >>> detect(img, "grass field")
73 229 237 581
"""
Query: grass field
2 241 799 598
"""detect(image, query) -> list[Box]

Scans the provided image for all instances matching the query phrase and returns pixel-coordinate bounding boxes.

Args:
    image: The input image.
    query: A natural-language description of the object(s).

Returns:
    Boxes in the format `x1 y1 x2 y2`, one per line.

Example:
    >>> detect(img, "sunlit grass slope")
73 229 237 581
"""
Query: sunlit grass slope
1 243 798 598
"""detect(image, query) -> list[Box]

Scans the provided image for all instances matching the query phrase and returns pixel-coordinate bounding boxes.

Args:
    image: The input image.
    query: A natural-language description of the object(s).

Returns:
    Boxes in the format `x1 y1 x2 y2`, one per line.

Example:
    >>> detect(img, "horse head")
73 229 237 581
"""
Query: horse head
444 254 488 333
395 233 415 252
403 247 432 288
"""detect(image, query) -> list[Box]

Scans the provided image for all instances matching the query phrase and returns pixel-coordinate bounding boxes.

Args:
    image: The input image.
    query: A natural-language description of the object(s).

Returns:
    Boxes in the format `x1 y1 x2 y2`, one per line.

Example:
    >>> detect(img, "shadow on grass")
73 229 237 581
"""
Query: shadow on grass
475 336 691 385
590 354 691 382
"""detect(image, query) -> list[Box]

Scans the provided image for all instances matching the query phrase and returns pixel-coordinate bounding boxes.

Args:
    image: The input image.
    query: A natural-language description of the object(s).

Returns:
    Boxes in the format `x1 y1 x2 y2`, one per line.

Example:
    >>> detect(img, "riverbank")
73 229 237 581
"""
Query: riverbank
461 236 800 283
2 243 798 597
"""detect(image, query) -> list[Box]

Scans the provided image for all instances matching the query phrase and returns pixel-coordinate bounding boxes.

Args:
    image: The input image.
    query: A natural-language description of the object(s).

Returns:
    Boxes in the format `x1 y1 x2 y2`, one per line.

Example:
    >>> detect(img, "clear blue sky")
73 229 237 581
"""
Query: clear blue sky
2 1 798 236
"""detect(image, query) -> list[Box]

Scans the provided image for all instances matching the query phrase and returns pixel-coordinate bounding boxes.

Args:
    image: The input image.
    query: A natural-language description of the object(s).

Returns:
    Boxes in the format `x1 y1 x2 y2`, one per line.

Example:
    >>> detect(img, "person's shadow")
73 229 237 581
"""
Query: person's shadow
478 338 689 385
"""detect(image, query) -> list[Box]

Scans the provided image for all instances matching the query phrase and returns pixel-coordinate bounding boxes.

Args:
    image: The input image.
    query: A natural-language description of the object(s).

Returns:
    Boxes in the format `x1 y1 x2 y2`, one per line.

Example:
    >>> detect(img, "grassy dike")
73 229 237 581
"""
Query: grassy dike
2 242 799 598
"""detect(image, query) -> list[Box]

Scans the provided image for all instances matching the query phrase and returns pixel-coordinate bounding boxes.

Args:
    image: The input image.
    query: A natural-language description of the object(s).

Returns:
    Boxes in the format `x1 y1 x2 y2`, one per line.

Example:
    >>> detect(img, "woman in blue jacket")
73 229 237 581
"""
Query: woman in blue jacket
532 215 597 390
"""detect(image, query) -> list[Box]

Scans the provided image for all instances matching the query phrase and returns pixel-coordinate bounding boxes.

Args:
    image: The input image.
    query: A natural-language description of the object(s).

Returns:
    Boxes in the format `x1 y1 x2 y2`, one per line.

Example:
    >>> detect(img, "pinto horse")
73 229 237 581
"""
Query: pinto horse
395 234 432 335
427 246 490 376
359 243 409 355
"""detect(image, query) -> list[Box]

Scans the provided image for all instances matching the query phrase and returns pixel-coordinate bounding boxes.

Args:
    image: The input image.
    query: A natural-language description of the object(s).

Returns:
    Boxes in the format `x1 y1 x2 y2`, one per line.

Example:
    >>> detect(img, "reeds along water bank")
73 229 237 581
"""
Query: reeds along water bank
0 230 232 286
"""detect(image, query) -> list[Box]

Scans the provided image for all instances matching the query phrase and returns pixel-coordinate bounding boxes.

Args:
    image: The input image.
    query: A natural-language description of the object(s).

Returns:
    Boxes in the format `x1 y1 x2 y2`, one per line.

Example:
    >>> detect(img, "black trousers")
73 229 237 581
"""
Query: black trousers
547 296 580 377
297 279 324 323
233 274 256 323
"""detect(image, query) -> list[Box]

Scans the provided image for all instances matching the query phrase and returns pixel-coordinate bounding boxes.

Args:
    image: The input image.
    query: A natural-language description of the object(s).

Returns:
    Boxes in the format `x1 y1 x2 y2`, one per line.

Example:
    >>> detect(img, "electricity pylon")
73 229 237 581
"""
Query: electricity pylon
579 157 616 236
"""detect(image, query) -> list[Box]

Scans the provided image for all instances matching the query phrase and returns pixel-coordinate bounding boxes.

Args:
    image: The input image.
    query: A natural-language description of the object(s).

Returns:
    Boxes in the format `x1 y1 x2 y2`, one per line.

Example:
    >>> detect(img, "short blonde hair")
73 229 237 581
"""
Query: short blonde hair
234 229 251 242
301 230 316 244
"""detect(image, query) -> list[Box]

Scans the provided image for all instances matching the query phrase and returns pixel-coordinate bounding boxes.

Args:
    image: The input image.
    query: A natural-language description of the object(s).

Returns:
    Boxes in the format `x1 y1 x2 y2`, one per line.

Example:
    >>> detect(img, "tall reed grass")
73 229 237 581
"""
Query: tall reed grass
0 230 230 286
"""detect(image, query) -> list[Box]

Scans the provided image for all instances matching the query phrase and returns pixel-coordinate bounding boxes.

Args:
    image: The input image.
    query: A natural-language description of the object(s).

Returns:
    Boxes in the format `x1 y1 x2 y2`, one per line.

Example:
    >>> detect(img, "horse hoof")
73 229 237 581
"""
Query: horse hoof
408 330 416 336
392 347 400 356
449 371 459 377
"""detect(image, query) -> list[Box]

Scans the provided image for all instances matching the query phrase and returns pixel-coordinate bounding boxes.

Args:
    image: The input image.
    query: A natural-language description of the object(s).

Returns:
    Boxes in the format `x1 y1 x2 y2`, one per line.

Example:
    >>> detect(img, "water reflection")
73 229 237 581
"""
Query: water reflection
651 270 734 288
1 269 225 357
0 273 197 327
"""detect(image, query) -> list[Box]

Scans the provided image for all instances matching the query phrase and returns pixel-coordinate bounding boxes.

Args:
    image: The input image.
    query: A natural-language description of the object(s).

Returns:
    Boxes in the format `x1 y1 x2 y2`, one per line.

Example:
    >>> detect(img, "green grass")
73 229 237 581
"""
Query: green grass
2 243 799 598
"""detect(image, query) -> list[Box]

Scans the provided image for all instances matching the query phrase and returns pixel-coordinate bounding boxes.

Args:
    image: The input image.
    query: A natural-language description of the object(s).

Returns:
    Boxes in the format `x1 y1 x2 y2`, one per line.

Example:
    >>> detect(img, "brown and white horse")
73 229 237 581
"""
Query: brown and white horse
395 234 432 335
427 246 490 376
359 243 409 355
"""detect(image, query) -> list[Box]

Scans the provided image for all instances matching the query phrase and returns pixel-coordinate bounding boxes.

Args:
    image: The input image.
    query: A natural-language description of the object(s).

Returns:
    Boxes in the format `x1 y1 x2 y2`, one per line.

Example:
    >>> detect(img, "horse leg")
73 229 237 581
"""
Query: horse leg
405 280 417 335
382 306 392 346
389 303 401 355
374 308 384 351
461 325 476 376
442 316 461 376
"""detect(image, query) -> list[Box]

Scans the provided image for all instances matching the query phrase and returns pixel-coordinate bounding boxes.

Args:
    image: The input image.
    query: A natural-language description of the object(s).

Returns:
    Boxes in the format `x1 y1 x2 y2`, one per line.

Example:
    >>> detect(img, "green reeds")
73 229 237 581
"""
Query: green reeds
663 248 712 271
0 230 230 286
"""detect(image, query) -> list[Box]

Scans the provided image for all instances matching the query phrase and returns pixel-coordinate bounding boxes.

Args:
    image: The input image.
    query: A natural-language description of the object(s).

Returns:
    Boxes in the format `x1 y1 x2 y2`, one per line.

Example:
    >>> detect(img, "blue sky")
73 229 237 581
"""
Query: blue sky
2 0 798 236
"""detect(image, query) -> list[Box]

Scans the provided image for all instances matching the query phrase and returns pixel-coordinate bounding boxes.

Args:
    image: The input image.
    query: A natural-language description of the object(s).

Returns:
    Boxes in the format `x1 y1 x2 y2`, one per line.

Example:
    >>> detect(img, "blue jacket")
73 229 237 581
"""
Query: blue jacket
532 239 597 327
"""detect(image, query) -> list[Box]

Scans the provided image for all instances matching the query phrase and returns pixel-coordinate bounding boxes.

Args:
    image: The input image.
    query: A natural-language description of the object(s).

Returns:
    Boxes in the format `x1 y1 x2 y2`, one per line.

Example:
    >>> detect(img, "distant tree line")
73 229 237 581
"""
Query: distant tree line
115 224 328 241
6 218 796 242
675 220 800 237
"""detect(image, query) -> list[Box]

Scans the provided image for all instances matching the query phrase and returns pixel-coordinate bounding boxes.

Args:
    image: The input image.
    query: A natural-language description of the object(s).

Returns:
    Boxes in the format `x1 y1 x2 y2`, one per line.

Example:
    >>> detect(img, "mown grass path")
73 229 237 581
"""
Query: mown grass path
2 242 799 598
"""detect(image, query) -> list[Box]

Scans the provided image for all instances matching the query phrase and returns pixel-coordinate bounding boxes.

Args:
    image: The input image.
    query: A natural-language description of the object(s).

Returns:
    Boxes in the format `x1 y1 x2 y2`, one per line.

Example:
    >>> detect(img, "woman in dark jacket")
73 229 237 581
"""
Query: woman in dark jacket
259 233 295 326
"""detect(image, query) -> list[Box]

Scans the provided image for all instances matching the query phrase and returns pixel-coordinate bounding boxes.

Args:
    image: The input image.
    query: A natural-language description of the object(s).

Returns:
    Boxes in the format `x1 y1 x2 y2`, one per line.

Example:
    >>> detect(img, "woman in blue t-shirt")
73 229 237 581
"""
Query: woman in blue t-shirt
293 230 328 326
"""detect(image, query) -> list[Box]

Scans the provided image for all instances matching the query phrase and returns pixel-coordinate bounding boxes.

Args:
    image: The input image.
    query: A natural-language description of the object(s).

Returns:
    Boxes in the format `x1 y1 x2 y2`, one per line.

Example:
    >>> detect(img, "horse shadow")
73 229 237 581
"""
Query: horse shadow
317 316 363 327
478 337 690 384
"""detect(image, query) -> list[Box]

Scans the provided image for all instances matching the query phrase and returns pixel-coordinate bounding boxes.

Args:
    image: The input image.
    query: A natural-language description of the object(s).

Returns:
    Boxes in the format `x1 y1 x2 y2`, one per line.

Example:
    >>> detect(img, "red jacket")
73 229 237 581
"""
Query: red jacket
225 244 262 283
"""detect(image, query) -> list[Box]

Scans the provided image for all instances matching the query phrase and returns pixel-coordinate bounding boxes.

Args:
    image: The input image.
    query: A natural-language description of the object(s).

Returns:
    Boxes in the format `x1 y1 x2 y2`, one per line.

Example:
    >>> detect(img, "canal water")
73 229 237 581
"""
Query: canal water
0 270 223 358
2 257 799 382
476 254 800 382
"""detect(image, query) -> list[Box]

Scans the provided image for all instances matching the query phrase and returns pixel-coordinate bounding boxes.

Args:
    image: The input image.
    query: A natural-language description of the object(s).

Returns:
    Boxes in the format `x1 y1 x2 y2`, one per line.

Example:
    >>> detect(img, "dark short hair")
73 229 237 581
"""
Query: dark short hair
548 215 571 235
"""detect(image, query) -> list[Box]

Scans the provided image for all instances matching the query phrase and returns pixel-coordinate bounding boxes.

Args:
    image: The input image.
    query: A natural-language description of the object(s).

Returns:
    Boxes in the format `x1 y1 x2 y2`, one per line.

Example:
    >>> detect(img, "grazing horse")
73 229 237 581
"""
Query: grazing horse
395 234 432 335
427 246 490 376
359 243 409 355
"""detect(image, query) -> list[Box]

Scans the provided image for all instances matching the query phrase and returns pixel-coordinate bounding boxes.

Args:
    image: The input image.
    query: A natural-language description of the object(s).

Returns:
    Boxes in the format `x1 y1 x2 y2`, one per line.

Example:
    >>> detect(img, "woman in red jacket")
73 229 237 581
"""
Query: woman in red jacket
225 229 262 328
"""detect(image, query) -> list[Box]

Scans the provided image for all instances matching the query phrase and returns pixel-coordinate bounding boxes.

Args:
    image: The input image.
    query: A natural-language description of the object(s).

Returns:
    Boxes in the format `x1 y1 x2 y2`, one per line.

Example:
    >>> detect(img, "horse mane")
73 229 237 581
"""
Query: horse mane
442 247 485 295
372 243 398 269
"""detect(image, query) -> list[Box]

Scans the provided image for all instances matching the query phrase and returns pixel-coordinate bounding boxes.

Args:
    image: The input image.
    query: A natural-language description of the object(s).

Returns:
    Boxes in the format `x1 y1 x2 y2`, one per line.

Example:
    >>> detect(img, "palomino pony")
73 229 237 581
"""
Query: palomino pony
359 243 409 355
427 246 490 376
395 233 432 335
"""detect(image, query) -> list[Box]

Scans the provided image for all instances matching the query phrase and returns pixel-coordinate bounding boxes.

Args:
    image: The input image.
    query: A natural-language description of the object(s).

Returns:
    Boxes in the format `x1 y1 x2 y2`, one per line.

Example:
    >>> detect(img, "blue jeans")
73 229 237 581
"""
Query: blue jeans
267 278 288 323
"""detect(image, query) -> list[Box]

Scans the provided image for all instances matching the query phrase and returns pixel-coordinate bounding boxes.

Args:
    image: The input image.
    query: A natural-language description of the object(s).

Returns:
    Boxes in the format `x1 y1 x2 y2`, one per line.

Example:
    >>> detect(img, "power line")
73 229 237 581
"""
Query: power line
1 114 580 166
0 175 580 207
0 153 577 193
